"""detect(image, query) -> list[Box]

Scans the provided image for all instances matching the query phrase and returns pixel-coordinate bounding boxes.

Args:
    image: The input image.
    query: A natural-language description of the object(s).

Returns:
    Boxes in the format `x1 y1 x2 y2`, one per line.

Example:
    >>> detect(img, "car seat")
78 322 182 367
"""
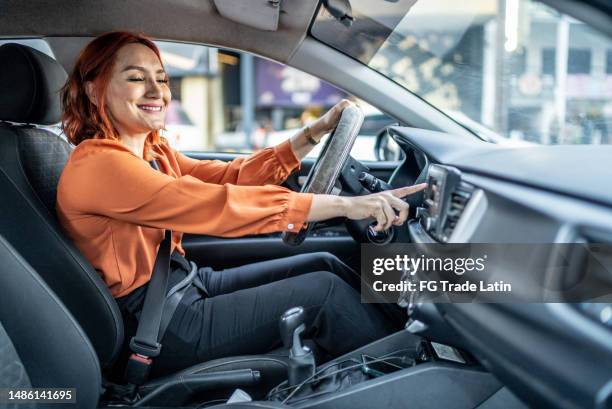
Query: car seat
0 233 292 409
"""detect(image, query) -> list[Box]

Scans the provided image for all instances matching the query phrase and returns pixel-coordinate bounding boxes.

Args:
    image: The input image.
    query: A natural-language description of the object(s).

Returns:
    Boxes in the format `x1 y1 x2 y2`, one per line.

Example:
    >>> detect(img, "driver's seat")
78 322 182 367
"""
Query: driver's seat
0 43 288 404
0 233 291 409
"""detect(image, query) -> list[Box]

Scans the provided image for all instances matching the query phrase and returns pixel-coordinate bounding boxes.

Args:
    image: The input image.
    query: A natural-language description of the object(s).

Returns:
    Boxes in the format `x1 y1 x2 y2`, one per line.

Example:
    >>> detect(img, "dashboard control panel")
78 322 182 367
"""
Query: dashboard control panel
417 164 473 242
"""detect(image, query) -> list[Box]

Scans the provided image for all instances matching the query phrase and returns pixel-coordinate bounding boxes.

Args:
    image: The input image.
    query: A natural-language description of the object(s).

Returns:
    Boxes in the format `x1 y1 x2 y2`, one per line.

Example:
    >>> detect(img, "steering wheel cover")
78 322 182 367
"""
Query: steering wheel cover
282 105 364 246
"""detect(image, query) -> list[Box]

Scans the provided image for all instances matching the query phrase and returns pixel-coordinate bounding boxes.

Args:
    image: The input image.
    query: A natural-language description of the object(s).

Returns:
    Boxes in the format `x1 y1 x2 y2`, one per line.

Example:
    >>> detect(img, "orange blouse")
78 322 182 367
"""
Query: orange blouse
56 138 313 297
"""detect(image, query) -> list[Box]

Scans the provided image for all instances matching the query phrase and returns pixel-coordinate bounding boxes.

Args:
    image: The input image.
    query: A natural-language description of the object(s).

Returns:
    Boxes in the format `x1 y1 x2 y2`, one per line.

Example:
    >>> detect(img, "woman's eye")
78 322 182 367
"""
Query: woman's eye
128 77 144 82
157 79 169 84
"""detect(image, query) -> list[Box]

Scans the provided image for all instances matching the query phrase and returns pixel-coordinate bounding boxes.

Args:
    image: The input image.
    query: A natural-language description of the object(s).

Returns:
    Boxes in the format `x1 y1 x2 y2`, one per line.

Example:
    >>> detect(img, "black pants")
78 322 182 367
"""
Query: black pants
118 252 400 377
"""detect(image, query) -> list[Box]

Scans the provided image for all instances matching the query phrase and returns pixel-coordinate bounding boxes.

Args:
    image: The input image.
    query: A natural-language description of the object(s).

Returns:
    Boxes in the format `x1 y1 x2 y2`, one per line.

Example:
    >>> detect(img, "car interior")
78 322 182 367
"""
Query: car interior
0 1 611 408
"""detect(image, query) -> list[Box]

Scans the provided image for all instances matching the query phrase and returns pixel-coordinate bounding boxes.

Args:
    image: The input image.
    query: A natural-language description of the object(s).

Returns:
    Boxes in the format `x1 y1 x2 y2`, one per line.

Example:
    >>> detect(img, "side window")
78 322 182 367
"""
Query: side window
156 41 394 161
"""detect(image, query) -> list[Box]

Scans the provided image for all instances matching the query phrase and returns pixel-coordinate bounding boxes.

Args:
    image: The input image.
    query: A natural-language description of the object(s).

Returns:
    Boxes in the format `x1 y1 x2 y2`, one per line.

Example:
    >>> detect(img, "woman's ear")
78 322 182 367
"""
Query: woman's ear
85 81 98 107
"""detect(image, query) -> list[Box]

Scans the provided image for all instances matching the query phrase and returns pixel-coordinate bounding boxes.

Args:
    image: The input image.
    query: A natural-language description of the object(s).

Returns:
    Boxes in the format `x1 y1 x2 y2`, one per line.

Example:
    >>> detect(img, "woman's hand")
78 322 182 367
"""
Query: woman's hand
307 184 428 231
309 99 353 142
343 184 427 231
289 99 354 159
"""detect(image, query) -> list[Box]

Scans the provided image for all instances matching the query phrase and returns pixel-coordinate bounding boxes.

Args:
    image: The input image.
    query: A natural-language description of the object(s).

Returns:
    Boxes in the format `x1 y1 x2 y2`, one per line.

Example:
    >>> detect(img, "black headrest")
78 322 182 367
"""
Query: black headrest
0 43 67 125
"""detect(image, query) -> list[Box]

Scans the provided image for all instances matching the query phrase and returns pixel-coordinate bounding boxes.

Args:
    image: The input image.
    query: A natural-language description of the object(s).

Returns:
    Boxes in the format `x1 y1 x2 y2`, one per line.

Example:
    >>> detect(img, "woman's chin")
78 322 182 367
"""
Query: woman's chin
142 121 165 133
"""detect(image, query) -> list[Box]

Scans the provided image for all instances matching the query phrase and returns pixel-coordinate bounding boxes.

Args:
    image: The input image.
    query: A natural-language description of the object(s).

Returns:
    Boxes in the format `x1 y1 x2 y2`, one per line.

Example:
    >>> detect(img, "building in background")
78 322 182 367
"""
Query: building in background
365 0 611 145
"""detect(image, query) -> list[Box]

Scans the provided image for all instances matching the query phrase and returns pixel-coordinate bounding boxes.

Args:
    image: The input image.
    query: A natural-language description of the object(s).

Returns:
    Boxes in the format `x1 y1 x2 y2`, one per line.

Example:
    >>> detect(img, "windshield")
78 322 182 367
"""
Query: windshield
312 0 612 145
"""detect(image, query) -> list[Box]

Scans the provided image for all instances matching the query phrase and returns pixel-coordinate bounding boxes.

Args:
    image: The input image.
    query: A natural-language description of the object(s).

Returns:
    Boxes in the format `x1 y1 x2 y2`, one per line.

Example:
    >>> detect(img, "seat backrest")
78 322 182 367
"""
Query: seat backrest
0 43 123 369
0 234 101 408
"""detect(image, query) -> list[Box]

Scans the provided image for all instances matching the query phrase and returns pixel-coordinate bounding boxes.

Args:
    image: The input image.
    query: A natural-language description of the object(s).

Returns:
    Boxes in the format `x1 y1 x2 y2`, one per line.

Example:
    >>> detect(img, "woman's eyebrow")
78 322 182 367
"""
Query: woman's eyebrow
121 65 165 74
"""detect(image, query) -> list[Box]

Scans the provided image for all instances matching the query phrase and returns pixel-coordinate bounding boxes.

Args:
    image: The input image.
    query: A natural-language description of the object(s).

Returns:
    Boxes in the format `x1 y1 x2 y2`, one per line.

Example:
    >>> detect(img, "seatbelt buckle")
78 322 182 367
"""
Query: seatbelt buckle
125 353 154 386
125 337 161 385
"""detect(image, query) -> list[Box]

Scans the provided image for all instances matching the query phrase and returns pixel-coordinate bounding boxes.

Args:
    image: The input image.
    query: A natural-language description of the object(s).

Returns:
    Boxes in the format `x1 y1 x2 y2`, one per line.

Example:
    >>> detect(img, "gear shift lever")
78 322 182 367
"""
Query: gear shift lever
280 306 308 356
279 307 315 387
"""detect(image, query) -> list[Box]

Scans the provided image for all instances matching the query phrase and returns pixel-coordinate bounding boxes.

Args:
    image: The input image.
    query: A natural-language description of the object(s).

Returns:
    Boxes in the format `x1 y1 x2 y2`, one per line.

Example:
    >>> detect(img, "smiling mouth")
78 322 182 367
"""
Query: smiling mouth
137 105 163 112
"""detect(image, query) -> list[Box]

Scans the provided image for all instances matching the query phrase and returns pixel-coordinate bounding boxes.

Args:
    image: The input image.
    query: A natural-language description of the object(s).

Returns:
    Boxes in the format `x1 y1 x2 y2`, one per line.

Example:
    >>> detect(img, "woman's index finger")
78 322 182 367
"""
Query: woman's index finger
390 183 428 198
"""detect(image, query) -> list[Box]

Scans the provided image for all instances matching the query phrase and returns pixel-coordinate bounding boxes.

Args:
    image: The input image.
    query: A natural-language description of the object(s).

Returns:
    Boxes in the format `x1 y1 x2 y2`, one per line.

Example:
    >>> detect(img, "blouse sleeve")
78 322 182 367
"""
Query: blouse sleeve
61 150 313 236
173 139 301 186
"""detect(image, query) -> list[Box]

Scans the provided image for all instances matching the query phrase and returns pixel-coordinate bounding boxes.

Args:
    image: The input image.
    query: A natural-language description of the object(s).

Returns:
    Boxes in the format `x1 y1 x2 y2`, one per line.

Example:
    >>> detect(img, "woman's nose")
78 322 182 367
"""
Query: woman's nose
145 78 163 98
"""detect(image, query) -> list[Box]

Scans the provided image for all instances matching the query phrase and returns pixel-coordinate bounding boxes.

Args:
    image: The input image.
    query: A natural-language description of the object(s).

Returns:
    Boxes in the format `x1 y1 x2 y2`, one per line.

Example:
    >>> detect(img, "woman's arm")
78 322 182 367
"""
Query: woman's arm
61 148 425 237
289 126 322 160
172 139 300 186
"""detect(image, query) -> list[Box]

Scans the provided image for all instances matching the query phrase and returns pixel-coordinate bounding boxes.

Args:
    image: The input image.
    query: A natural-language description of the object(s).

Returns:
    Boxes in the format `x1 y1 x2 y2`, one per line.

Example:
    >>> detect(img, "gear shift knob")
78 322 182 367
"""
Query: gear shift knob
279 306 315 387
279 306 306 354
280 307 304 348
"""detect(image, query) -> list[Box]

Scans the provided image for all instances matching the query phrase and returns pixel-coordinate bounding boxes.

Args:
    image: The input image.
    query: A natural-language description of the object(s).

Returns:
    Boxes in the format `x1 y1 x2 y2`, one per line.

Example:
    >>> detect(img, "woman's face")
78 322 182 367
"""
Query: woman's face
102 43 171 138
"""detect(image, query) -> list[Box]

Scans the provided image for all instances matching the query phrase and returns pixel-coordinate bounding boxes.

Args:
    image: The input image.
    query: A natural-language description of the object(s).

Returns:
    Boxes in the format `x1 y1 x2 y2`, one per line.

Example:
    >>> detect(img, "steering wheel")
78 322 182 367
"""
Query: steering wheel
282 105 364 246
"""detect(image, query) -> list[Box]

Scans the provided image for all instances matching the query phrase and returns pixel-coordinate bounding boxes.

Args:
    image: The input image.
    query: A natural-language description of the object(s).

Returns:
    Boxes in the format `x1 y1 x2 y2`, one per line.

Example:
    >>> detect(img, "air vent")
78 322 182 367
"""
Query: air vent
442 184 472 240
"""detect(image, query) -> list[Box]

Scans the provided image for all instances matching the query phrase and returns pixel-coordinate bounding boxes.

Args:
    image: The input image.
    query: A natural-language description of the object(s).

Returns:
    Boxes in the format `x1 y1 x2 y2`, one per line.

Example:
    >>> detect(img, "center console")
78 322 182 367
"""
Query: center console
229 302 505 409
259 329 503 409
203 326 521 409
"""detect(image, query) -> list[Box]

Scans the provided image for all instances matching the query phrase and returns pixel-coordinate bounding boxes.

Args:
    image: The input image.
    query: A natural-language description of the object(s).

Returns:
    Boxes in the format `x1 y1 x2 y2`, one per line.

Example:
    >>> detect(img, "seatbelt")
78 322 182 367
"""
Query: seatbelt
158 259 198 338
124 160 173 387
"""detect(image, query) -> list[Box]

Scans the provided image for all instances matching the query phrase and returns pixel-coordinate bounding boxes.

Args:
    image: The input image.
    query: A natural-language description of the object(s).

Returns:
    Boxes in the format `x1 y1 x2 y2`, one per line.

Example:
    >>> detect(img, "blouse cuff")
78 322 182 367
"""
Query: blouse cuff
282 192 314 232
273 139 301 174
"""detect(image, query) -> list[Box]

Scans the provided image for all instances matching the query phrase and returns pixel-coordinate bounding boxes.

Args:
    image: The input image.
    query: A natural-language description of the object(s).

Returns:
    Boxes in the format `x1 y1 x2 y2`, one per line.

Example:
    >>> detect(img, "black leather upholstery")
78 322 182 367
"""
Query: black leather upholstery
17 126 72 215
0 235 101 408
0 43 65 125
0 323 32 392
141 354 289 396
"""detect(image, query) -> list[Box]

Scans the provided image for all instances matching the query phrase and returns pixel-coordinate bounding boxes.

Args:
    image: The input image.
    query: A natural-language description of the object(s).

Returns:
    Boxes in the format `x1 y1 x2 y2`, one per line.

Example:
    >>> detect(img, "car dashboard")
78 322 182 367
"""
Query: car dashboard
384 126 612 409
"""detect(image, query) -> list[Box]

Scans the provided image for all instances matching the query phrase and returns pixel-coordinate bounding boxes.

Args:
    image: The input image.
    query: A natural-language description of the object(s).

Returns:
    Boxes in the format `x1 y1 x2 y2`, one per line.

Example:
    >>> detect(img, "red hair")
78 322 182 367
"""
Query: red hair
61 31 164 160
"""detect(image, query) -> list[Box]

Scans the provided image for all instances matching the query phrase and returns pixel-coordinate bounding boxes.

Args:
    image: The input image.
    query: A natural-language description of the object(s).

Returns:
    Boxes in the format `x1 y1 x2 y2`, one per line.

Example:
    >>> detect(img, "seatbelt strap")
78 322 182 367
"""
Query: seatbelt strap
125 160 172 386
158 260 198 339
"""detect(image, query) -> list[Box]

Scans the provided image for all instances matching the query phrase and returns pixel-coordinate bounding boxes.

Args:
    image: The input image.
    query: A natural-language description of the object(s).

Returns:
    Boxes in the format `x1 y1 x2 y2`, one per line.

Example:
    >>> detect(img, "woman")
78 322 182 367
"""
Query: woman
57 32 425 376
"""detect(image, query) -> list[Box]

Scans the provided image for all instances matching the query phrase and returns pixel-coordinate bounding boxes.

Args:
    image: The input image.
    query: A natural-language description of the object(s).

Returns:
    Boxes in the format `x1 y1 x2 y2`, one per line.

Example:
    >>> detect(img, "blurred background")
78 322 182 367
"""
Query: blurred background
154 42 393 160
153 0 611 155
